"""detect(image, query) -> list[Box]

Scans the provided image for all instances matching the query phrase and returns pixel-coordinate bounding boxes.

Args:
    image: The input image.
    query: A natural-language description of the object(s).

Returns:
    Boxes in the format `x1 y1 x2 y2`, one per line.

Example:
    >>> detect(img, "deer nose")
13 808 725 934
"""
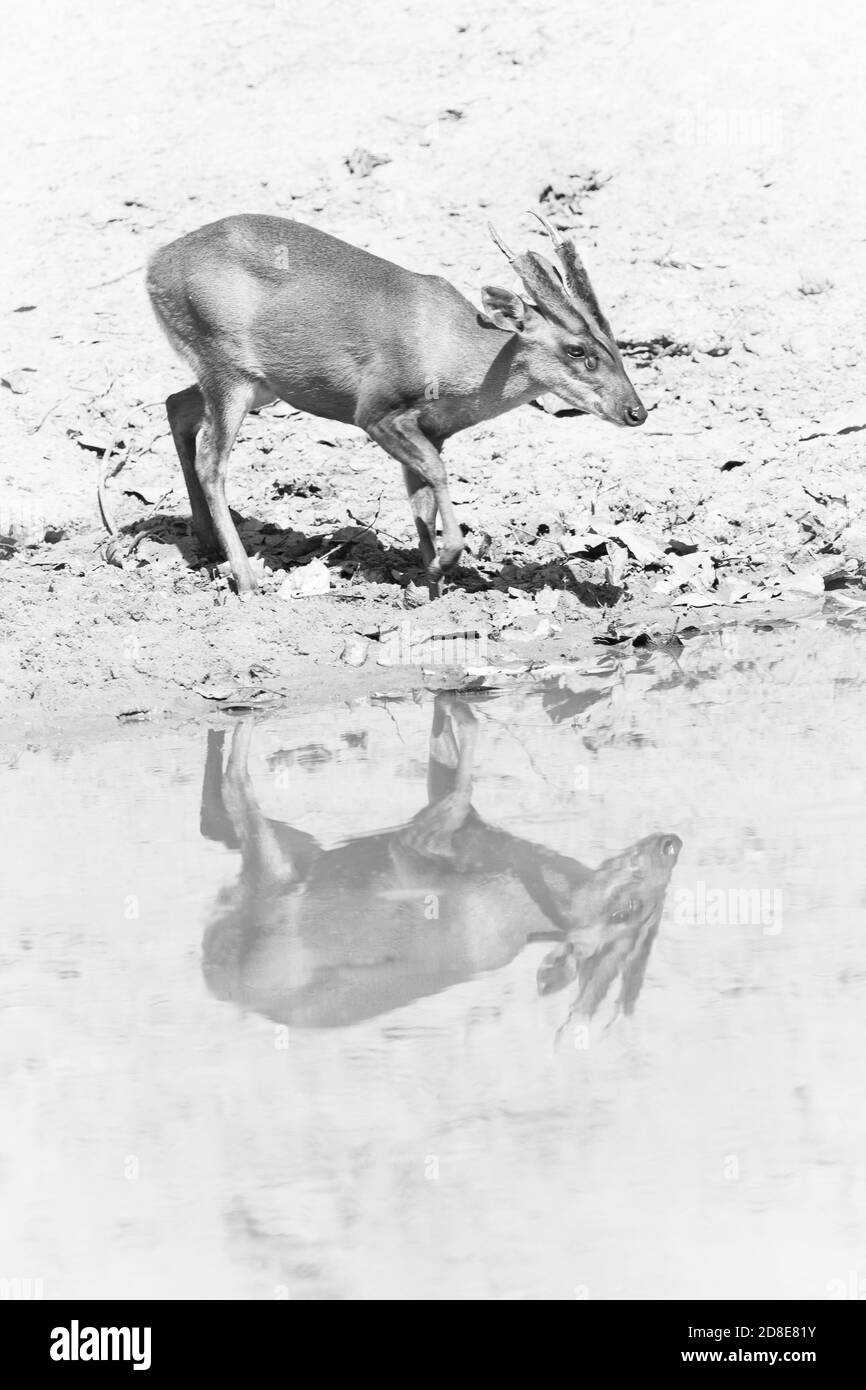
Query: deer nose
624 402 647 426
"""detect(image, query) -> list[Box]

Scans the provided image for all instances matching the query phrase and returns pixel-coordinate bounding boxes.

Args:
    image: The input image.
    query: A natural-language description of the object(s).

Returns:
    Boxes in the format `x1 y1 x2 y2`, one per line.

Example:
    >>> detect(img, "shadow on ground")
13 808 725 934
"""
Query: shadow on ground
120 511 625 607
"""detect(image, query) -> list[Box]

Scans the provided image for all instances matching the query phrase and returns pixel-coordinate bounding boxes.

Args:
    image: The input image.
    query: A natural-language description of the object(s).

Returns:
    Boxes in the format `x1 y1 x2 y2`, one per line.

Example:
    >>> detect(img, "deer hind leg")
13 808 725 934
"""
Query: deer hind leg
194 376 259 593
200 729 241 848
166 385 220 558
221 719 313 887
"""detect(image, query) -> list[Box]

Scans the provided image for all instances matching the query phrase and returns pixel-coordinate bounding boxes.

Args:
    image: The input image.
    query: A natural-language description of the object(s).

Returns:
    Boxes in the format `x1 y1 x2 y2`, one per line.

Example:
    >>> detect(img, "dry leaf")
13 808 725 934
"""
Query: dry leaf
670 592 720 608
279 557 331 597
606 522 665 567
341 639 368 667
536 586 560 613
780 569 825 596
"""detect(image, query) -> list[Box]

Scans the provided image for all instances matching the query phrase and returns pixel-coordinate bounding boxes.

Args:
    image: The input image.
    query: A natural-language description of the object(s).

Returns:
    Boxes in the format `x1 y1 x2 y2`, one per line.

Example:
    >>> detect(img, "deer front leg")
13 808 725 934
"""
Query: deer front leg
194 379 259 593
401 465 442 600
402 464 437 570
397 697 479 862
363 407 464 581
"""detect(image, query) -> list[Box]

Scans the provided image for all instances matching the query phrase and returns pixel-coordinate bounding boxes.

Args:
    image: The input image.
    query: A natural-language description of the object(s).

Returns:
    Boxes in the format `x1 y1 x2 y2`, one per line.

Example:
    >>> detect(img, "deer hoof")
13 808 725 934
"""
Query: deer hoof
424 562 444 600
213 560 258 595
434 540 464 574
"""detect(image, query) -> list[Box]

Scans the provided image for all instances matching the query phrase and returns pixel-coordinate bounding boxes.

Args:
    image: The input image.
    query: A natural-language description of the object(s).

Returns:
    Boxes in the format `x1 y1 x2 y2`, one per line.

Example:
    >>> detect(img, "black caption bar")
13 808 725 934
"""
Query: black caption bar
3 1298 862 1375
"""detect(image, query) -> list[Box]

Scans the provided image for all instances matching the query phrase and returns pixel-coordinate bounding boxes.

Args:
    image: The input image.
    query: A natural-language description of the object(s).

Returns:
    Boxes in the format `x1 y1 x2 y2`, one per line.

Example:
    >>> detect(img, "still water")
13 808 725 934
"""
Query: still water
2 612 865 1299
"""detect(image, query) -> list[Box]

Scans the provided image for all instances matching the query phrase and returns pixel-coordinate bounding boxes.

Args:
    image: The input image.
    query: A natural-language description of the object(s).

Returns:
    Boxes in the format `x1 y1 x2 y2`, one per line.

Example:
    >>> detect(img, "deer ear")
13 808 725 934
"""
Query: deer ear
537 943 579 996
480 285 526 332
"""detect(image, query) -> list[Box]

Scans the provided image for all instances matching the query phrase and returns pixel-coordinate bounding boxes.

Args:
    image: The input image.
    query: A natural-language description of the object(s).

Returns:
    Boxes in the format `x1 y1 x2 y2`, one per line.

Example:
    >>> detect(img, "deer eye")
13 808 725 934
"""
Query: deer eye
566 344 599 371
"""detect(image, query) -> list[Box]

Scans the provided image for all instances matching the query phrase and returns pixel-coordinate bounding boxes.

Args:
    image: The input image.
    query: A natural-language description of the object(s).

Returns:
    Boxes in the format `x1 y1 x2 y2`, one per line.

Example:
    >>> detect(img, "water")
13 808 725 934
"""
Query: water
2 611 866 1300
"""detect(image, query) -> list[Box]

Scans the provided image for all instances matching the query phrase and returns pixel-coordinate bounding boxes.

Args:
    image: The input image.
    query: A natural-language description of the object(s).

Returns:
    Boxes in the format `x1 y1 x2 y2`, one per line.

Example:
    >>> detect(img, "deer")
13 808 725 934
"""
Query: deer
199 696 681 1031
146 214 647 594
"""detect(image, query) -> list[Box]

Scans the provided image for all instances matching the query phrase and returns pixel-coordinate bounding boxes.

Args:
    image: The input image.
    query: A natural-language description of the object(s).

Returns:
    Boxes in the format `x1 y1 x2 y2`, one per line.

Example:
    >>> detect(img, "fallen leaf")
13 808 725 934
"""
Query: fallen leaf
508 618 558 642
605 540 629 585
715 578 755 604
798 273 833 296
669 551 715 590
1 371 29 394
536 586 560 613
220 695 282 713
422 667 490 692
341 639 368 667
279 557 331 597
800 411 866 441
193 682 239 701
564 533 608 558
831 592 866 610
345 147 391 177
506 588 537 615
594 624 631 645
670 592 720 608
667 536 700 556
402 581 428 608
606 522 665 567
780 569 825 596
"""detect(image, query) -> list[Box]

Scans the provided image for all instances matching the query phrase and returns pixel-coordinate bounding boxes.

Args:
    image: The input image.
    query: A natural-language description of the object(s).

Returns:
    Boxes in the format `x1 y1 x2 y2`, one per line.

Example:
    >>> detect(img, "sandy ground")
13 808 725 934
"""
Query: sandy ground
2 0 865 726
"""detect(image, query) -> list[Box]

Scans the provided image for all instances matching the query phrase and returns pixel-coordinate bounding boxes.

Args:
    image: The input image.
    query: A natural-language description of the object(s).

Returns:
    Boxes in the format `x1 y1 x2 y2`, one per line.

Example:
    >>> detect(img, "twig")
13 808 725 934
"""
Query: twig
124 488 175 555
346 498 413 549
97 440 132 536
30 398 65 434
317 494 386 561
87 264 143 291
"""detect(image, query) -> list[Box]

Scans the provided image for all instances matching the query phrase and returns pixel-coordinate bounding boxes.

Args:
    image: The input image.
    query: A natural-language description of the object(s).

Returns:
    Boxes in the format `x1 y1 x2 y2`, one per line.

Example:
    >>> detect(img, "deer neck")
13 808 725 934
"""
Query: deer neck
424 325 542 435
472 329 543 423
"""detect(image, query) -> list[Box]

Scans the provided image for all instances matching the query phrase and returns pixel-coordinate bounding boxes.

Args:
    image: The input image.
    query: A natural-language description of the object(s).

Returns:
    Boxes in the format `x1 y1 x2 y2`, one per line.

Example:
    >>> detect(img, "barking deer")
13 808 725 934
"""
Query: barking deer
146 215 647 593
200 697 681 1030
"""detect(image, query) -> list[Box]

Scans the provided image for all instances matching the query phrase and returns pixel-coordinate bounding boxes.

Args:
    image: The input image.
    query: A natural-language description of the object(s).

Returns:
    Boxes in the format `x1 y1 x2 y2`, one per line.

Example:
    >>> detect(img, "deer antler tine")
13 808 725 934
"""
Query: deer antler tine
487 222 516 262
529 210 562 247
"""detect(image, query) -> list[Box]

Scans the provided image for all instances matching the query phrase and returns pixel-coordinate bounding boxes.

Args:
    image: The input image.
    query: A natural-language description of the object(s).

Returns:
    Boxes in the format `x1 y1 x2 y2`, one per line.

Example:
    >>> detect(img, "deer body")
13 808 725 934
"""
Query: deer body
147 215 647 593
206 815 587 1028
201 700 680 1030
150 217 522 425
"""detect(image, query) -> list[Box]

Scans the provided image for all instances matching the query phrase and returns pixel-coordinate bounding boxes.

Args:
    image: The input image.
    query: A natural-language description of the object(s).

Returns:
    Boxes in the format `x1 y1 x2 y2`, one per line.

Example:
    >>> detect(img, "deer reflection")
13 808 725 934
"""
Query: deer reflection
200 697 681 1029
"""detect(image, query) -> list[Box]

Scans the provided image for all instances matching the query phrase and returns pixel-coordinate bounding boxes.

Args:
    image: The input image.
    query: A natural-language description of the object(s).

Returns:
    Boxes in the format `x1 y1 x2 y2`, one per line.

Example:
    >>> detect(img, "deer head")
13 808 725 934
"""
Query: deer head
536 832 682 1022
483 217 647 427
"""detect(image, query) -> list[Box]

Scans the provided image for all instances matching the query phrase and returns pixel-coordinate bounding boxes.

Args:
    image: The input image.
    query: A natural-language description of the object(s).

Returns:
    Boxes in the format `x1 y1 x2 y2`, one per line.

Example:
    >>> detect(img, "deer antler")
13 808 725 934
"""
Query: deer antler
529 209 611 333
488 219 585 329
487 223 516 262
529 210 562 247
